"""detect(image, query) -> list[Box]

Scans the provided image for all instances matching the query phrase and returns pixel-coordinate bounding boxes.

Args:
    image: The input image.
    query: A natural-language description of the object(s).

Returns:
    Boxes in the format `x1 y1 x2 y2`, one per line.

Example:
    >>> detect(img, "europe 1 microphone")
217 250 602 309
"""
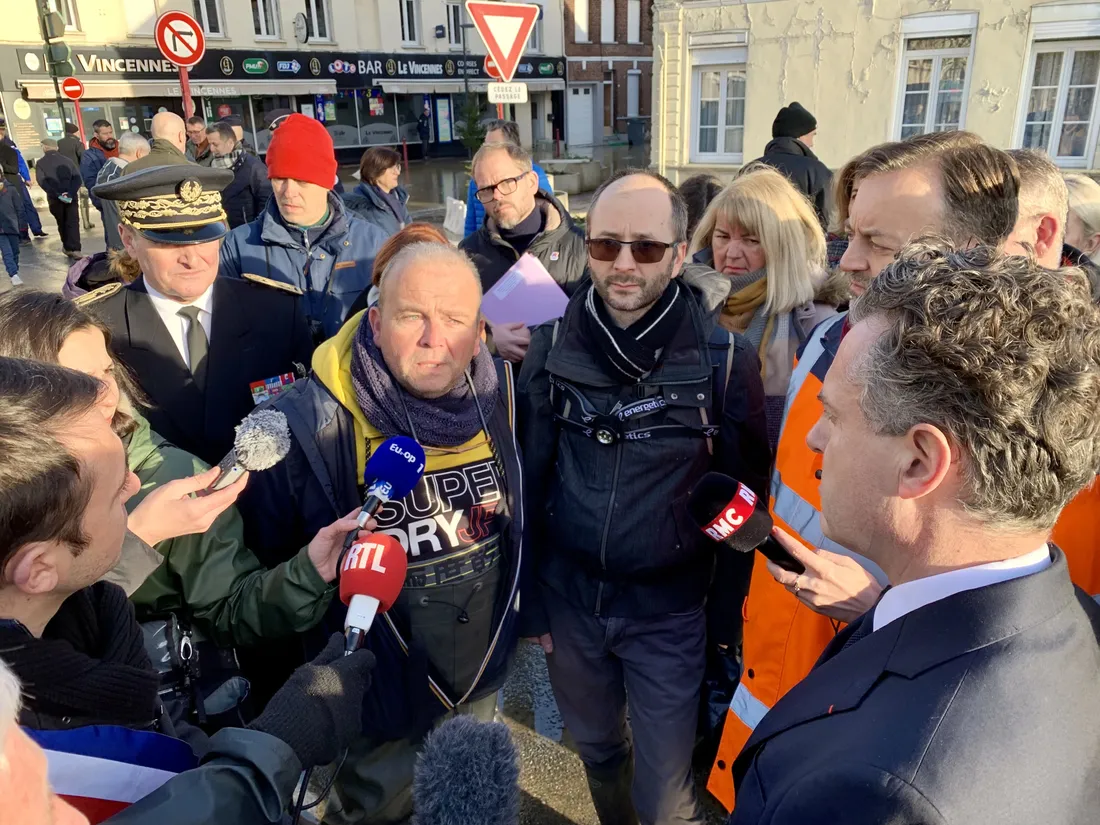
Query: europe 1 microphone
339 532 408 655
687 472 806 574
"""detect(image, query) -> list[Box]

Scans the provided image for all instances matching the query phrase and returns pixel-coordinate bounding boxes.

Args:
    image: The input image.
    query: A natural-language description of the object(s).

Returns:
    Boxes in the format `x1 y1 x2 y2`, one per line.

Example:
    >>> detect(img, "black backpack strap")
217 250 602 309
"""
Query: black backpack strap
702 325 736 454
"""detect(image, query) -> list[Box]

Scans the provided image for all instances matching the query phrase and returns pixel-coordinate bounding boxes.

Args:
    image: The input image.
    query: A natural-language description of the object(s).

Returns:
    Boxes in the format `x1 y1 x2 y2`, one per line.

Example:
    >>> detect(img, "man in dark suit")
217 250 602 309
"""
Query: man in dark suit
84 164 313 467
728 243 1100 825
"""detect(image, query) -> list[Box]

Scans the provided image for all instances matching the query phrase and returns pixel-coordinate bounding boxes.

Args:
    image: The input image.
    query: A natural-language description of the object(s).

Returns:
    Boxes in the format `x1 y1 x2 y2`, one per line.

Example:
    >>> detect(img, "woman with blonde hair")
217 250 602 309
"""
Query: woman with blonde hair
690 166 846 446
1065 173 1100 265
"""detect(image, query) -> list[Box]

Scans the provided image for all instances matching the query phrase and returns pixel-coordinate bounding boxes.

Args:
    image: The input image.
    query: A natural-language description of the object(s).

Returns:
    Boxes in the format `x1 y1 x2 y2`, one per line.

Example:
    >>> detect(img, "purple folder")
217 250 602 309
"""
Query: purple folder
480 253 569 327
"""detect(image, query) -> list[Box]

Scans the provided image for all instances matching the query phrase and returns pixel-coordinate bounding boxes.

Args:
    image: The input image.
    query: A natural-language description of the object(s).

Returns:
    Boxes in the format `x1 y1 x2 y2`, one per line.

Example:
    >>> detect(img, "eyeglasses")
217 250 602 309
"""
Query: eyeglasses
586 237 678 264
475 173 529 204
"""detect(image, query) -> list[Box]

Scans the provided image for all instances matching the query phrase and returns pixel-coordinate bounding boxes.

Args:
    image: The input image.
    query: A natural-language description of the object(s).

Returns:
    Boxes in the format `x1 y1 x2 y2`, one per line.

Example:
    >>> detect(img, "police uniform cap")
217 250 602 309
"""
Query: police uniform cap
93 164 234 246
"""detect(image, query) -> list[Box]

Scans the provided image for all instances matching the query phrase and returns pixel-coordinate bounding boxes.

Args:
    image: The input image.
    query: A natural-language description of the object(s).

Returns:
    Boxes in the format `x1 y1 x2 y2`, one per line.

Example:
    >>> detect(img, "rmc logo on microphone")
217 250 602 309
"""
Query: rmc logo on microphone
343 541 390 574
703 484 758 540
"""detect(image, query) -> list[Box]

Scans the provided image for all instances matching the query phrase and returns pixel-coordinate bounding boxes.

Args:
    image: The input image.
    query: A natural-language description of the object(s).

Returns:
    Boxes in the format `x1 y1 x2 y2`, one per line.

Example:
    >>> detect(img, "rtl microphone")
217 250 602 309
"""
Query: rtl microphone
339 532 408 655
687 472 805 574
199 409 291 495
412 715 520 825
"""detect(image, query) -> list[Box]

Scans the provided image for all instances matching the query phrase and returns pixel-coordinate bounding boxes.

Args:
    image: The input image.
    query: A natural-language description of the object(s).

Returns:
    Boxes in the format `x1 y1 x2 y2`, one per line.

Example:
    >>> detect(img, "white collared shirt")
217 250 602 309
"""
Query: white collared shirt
143 279 215 370
872 545 1052 632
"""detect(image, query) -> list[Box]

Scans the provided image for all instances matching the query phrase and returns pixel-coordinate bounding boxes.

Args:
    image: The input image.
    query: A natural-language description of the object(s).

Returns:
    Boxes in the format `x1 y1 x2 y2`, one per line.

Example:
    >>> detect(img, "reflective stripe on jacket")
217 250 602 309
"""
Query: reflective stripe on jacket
706 312 888 811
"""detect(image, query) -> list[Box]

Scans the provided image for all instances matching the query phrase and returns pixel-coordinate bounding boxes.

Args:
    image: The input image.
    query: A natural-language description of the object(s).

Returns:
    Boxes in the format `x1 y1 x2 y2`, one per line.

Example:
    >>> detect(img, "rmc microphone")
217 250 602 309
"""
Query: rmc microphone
688 472 806 574
339 532 408 655
199 409 291 494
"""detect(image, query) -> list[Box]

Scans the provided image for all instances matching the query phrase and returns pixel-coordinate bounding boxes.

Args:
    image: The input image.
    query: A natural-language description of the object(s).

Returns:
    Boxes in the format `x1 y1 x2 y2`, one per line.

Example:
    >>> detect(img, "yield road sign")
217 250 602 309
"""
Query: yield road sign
487 82 528 104
155 11 206 69
60 77 84 101
485 55 502 80
465 1 539 84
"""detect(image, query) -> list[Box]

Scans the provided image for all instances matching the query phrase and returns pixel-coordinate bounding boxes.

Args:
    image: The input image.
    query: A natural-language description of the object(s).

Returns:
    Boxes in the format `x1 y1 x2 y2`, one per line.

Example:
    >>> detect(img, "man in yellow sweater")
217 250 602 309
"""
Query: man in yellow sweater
237 242 525 824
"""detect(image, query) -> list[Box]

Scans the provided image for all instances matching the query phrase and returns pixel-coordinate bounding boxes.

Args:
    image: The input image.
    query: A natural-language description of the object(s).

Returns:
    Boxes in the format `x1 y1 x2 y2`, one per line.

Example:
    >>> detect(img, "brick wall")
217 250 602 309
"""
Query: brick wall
563 0 652 57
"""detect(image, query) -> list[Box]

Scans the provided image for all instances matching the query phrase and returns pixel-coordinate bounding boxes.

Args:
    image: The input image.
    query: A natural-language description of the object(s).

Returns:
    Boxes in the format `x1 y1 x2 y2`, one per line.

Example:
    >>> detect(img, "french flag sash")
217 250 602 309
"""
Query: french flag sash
25 725 198 823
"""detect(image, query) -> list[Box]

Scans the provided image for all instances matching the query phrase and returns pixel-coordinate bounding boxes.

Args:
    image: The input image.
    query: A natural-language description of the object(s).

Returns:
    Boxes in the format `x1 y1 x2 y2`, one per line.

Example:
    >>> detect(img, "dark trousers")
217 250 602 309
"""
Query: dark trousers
421 137 430 159
543 587 706 825
48 197 81 252
21 183 43 235
0 234 19 275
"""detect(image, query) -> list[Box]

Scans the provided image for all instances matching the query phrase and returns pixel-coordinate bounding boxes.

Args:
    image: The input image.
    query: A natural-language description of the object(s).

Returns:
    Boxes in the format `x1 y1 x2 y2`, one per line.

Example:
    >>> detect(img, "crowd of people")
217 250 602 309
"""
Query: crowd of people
0 99 1099 825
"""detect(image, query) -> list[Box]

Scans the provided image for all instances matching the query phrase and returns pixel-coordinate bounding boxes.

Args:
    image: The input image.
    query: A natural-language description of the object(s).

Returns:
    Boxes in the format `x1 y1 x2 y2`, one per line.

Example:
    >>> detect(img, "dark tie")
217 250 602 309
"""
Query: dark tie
177 306 208 389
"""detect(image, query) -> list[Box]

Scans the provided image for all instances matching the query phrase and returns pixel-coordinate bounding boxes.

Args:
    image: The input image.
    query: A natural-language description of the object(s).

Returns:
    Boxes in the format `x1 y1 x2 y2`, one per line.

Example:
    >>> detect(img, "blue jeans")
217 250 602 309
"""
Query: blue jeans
0 234 19 276
543 587 707 825
21 183 43 234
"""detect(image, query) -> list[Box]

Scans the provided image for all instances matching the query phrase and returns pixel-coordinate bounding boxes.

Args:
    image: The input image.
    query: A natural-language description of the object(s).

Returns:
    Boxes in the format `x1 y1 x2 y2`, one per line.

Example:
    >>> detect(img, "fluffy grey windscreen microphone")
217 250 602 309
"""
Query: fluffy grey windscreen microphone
411 715 521 825
233 409 291 470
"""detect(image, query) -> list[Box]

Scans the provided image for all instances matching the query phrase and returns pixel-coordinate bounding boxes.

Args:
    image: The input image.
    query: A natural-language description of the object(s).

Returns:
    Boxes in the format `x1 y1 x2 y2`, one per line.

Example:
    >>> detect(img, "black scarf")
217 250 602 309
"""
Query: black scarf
0 582 160 728
350 314 498 448
580 279 686 383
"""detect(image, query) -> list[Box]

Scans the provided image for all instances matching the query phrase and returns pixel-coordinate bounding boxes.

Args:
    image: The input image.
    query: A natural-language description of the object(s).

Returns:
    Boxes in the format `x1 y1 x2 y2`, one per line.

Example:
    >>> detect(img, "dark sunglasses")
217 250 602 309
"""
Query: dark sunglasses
586 237 678 264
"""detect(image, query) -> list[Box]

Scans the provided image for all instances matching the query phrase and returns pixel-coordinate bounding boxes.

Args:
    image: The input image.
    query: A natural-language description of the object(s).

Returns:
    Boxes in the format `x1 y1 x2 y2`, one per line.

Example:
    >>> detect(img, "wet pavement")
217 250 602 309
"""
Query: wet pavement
12 141 732 825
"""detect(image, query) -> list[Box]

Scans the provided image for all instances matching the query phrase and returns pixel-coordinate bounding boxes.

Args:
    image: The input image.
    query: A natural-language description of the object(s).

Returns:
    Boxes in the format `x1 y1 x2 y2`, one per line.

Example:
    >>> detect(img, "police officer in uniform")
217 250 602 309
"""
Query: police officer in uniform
85 164 313 467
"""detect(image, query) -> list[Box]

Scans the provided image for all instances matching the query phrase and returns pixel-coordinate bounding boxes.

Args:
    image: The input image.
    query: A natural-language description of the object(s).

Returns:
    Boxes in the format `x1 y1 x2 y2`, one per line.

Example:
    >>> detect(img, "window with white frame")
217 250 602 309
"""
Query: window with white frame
528 3 543 52
1020 42 1100 164
304 0 331 41
601 0 615 44
49 0 80 31
447 2 463 48
574 0 590 43
399 0 420 45
627 0 641 43
692 65 745 162
252 0 280 38
193 0 224 36
896 35 972 138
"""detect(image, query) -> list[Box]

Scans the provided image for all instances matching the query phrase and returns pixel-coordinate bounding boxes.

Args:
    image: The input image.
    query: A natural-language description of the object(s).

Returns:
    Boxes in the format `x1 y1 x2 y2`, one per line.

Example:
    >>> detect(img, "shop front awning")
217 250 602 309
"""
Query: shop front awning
378 78 565 95
18 78 337 100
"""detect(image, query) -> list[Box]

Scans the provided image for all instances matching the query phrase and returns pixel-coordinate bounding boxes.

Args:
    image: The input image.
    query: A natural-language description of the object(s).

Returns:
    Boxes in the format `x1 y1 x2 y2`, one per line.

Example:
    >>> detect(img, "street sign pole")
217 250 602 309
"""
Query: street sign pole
179 67 194 119
73 104 85 146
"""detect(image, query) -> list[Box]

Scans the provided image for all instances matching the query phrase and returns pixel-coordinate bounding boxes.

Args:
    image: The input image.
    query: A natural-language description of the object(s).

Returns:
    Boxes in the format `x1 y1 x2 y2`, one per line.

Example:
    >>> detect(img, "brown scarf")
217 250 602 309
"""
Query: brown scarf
720 277 767 334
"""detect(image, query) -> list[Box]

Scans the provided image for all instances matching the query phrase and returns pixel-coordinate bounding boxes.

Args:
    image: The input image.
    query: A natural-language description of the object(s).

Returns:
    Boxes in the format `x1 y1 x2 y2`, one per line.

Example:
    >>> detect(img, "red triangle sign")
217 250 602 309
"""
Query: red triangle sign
465 1 540 84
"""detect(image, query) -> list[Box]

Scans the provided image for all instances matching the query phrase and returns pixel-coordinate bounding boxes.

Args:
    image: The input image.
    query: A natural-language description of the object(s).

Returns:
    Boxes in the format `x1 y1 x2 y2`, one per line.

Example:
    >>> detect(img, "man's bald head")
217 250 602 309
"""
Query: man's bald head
151 112 186 152
377 242 482 310
587 170 688 243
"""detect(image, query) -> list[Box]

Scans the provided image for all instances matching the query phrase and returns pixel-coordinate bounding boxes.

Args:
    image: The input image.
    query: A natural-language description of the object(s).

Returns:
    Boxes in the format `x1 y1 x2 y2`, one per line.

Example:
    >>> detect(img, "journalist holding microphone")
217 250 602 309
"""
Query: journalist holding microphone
518 169 770 825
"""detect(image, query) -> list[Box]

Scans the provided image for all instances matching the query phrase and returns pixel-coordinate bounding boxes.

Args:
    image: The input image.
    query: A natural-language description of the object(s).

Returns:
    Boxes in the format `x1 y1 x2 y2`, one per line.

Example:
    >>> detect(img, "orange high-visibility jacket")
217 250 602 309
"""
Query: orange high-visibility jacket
706 312 1100 812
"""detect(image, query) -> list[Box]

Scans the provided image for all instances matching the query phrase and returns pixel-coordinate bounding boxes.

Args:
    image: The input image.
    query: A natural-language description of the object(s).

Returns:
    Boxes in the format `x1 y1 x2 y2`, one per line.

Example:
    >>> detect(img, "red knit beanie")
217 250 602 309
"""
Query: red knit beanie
265 114 337 190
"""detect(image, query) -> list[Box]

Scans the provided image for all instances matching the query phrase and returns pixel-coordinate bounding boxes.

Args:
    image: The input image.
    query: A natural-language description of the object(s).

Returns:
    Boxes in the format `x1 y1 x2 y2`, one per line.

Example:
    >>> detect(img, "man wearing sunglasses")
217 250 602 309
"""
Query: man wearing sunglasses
460 142 586 362
517 170 771 825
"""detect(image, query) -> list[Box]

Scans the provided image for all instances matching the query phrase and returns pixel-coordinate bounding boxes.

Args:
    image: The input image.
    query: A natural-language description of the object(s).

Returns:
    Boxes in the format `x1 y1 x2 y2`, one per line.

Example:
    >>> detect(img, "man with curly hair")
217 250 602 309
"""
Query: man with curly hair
728 243 1100 824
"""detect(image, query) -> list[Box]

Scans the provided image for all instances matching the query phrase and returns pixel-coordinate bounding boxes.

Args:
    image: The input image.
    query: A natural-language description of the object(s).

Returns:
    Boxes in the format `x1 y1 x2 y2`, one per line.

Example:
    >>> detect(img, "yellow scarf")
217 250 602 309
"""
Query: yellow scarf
720 278 775 381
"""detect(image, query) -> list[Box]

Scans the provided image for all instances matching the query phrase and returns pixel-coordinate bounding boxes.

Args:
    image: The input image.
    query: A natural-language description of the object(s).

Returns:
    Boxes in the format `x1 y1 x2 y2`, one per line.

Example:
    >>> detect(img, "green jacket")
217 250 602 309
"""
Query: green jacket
126 414 337 648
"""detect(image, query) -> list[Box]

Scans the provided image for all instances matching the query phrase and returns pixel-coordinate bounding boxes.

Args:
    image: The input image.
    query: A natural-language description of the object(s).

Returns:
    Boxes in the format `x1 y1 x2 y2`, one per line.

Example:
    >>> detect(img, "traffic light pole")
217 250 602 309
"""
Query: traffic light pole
37 1 68 130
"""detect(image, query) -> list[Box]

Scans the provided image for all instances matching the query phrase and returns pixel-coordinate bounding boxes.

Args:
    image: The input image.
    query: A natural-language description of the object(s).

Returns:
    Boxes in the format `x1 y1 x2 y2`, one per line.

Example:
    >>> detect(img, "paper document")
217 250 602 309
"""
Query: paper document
480 253 569 327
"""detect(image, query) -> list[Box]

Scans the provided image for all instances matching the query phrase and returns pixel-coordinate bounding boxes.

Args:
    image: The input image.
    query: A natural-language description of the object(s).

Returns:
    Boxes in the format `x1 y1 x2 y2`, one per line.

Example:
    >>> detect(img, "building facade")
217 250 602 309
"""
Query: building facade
563 0 652 147
652 0 1100 187
1 0 567 161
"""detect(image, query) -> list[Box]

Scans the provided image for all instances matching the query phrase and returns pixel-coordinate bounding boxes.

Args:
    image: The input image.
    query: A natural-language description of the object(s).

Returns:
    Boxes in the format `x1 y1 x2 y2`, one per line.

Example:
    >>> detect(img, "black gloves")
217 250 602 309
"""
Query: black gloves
248 633 376 768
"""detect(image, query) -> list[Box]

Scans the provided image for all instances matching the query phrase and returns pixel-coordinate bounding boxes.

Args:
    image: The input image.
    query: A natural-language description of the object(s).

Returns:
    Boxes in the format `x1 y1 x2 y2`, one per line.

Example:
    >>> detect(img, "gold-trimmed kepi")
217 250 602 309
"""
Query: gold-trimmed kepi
93 164 234 245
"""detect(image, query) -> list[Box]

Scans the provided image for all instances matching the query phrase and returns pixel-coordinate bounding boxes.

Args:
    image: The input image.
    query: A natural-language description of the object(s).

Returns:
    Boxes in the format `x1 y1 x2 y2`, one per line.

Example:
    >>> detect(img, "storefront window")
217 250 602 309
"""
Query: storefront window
327 91 359 147
356 89 400 145
253 96 294 152
396 93 432 144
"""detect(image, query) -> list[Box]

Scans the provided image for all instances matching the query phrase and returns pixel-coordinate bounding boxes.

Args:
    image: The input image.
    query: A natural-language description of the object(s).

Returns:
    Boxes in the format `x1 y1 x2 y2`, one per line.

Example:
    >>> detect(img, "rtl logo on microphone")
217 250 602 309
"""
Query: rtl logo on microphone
343 541 390 575
703 483 758 540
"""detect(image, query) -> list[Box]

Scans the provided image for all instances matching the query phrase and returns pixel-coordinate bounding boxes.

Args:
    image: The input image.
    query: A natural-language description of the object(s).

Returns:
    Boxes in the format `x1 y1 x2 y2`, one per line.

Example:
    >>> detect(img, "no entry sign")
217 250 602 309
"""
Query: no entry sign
154 11 206 69
60 77 84 101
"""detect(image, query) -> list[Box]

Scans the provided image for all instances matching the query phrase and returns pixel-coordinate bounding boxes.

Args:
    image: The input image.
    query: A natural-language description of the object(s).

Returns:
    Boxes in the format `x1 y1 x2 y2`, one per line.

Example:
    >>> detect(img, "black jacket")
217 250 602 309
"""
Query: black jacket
57 134 84 167
0 177 19 235
1064 243 1100 303
34 149 81 202
460 192 588 296
728 547 1100 825
752 137 833 227
517 279 771 639
221 153 273 229
89 275 314 467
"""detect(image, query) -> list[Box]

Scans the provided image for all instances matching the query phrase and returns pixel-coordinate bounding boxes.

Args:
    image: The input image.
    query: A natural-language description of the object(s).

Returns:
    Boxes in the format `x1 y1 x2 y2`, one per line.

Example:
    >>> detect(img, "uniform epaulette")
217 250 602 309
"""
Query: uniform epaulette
73 282 123 307
241 272 304 295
